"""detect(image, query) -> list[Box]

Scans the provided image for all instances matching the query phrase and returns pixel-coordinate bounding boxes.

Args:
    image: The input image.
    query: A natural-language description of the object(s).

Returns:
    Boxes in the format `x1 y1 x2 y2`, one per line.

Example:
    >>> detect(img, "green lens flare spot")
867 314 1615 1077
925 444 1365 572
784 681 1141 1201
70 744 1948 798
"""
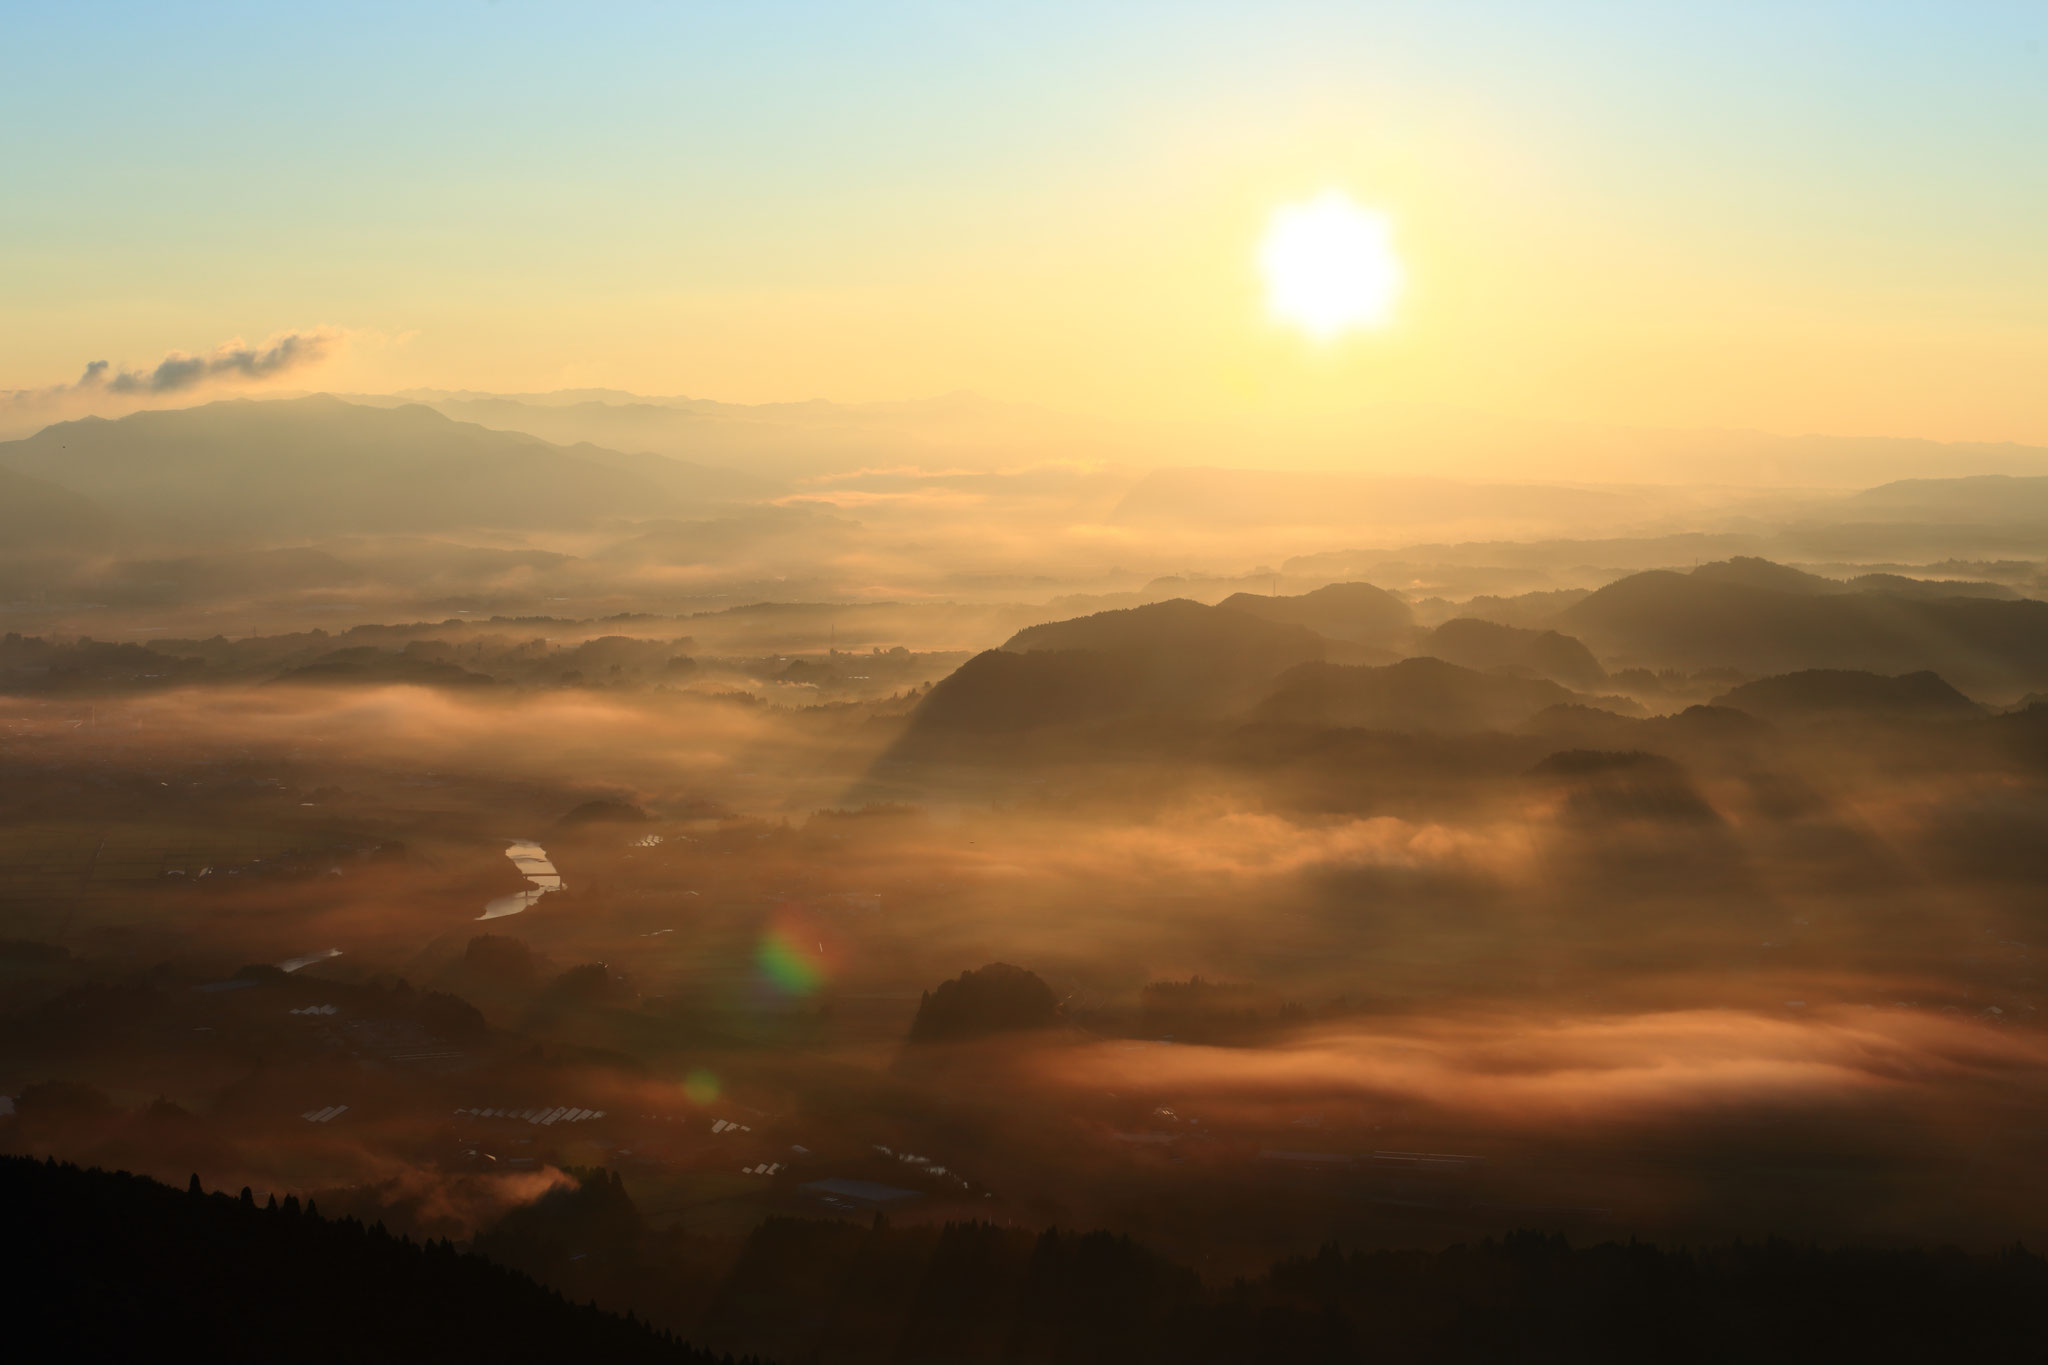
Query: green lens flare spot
684 1069 720 1104
757 929 823 995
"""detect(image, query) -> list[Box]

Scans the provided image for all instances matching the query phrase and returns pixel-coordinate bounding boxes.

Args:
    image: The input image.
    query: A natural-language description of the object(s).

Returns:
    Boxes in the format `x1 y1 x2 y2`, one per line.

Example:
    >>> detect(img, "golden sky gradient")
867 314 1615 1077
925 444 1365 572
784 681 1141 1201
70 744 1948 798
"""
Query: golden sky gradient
3 4 2043 448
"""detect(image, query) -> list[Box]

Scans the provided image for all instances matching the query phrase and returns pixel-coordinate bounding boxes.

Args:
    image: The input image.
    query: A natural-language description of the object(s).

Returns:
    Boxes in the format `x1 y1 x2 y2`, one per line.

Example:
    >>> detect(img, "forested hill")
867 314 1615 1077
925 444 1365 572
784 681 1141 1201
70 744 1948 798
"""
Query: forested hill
4 1157 736 1364
696 1217 2045 1364
12 1153 2048 1363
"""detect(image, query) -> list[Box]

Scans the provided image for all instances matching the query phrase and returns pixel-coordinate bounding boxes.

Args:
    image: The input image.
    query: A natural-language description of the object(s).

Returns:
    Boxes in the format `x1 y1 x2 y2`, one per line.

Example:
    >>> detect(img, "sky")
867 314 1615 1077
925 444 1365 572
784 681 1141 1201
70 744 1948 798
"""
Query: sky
2 1 2045 444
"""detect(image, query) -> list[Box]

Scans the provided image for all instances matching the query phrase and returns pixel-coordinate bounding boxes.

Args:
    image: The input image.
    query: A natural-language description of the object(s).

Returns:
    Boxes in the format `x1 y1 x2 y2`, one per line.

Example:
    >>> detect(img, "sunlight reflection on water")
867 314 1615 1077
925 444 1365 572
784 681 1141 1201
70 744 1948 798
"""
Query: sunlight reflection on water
478 839 565 920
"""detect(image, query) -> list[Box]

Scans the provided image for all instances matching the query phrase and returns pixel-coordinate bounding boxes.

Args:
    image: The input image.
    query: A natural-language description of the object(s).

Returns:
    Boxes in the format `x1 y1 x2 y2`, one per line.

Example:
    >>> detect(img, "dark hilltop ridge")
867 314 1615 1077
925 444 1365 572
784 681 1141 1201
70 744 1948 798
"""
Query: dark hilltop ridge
907 962 1061 1043
872 593 1641 782
1216 579 1415 645
1558 560 2048 692
1421 616 1608 689
14 1156 2047 1365
877 597 1333 759
860 566 2048 797
1710 668 1984 722
6 1156 730 1364
1001 597 1330 712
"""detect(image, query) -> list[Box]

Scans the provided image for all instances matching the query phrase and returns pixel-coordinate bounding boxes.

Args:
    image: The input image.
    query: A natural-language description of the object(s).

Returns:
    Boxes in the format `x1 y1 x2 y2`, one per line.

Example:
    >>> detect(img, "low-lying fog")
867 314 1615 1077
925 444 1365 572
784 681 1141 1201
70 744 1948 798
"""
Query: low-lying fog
5 393 2048 1320
6 647 2047 1259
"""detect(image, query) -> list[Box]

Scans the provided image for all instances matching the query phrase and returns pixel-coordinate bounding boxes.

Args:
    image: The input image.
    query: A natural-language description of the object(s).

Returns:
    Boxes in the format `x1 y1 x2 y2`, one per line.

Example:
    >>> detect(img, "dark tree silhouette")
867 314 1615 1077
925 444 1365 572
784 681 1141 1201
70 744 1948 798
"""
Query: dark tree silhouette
5 1156 739 1364
906 963 1059 1042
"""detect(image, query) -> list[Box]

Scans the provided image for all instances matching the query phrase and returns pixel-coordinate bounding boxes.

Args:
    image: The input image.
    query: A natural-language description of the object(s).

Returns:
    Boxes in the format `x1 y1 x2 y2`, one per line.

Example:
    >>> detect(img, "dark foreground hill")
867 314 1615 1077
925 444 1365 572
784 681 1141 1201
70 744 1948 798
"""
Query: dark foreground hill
13 1154 2048 1363
4 1157 728 1364
694 1214 2044 1365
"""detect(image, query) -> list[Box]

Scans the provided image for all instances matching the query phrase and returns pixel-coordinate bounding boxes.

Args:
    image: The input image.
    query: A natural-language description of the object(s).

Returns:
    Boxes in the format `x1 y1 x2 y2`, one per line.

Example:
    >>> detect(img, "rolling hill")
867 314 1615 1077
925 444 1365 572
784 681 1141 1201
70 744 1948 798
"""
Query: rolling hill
1252 657 1635 733
1216 581 1414 645
1842 474 2048 524
1420 618 1606 689
999 599 1327 713
871 600 1328 776
6 1157 722 1363
1557 563 2048 695
1710 669 1983 722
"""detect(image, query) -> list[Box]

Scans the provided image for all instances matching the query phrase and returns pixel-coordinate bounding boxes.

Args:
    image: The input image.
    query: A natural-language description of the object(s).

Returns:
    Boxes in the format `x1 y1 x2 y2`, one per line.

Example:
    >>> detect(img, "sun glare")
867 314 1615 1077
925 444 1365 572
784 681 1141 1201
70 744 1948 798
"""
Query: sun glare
1259 190 1403 341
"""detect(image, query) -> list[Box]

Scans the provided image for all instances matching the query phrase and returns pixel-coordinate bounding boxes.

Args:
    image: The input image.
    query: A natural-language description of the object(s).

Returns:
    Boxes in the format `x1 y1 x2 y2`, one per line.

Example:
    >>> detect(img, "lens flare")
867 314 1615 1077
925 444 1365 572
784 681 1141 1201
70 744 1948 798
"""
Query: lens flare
755 922 826 996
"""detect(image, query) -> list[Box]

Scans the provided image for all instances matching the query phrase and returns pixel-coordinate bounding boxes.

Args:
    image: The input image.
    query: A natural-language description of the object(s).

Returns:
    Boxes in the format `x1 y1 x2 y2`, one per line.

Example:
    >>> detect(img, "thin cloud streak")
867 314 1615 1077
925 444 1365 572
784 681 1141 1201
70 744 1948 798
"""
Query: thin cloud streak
0 327 347 415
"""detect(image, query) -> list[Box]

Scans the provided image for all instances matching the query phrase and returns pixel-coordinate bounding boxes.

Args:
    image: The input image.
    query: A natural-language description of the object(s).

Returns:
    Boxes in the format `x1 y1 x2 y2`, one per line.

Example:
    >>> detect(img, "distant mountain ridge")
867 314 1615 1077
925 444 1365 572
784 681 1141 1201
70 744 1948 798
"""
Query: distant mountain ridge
1844 474 2048 524
0 395 772 543
336 386 1105 479
296 388 2048 495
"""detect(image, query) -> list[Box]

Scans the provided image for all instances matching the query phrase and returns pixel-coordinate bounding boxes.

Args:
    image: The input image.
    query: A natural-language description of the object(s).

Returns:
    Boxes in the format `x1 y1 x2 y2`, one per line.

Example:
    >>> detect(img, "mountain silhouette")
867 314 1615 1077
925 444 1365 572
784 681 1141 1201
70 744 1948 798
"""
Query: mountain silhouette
1558 563 2048 693
1688 556 1849 595
1843 474 2048 524
892 649 1151 737
998 599 1327 714
1843 571 2019 600
1421 618 1607 689
7 1156 725 1363
866 601 1327 783
0 395 761 542
1711 669 1982 722
1216 581 1414 645
1254 657 1636 733
908 963 1060 1042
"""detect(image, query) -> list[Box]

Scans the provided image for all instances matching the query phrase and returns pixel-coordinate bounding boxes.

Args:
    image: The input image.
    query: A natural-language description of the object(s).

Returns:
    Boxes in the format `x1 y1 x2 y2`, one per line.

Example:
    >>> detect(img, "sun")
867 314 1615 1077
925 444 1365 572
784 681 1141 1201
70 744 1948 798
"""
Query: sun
1259 190 1403 341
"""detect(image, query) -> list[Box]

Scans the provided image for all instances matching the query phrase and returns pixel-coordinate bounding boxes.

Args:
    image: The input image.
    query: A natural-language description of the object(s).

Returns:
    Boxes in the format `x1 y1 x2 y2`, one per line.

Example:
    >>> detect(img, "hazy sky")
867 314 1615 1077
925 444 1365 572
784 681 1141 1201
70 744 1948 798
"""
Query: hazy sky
4 2 2044 442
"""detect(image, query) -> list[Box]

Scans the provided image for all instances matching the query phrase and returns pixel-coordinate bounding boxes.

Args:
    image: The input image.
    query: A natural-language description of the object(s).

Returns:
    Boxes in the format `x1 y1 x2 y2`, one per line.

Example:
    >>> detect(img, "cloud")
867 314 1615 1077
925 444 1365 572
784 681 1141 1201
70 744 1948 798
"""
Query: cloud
92 329 343 394
1 327 347 417
1039 1007 2048 1123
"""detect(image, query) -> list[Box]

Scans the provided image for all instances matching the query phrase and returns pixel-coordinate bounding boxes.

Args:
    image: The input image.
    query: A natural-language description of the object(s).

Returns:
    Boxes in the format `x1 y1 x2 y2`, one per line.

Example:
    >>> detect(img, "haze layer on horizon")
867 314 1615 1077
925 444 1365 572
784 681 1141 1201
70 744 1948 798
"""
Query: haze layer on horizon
4 1 2045 458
